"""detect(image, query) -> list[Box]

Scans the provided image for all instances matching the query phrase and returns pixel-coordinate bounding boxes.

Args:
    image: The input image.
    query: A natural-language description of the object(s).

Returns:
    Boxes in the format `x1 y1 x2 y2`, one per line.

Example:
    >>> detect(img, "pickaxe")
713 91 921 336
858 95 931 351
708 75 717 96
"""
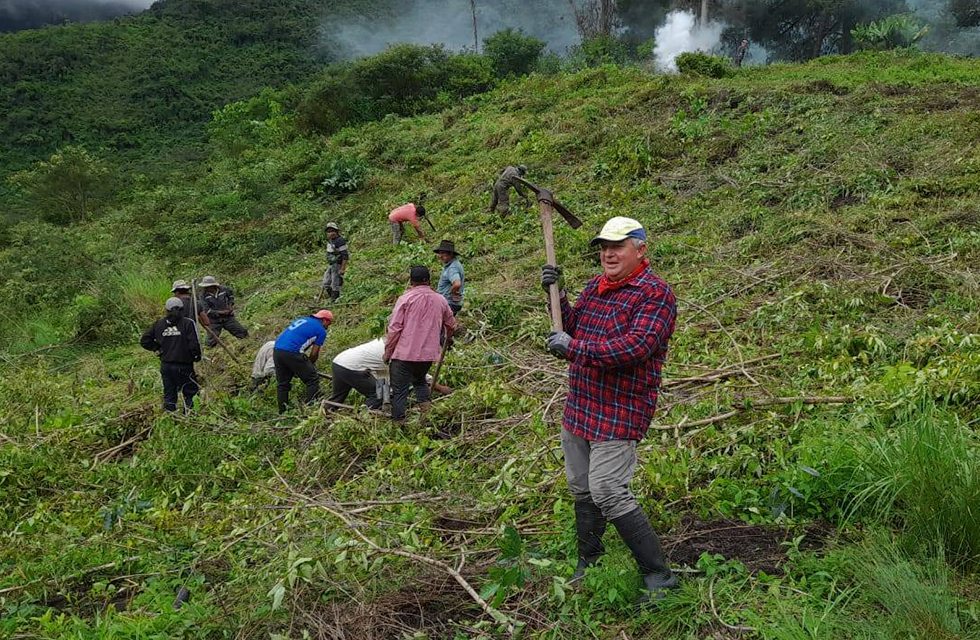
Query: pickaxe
511 177 582 332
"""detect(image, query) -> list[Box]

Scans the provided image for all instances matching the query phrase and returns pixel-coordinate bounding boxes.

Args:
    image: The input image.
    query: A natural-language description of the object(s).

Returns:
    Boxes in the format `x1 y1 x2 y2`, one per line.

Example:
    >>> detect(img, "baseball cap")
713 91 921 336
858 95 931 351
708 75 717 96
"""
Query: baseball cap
324 222 339 231
590 217 647 246
165 297 184 311
313 310 334 322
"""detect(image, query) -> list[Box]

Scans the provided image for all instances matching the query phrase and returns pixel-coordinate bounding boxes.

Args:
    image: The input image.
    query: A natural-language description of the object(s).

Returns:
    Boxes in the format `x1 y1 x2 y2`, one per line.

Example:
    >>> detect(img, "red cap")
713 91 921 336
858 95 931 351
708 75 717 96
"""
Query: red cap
313 310 334 322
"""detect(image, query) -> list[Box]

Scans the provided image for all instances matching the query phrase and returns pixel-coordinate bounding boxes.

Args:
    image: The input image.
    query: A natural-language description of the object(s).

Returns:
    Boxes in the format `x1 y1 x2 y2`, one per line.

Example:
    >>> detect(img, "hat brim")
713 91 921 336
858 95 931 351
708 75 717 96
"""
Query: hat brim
434 249 459 256
590 233 634 246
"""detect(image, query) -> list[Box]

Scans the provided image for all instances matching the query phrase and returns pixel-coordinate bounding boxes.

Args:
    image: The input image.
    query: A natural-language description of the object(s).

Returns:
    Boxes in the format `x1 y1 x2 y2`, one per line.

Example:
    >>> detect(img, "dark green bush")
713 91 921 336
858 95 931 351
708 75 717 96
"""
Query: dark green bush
675 52 733 78
567 35 630 69
483 28 546 78
297 44 496 136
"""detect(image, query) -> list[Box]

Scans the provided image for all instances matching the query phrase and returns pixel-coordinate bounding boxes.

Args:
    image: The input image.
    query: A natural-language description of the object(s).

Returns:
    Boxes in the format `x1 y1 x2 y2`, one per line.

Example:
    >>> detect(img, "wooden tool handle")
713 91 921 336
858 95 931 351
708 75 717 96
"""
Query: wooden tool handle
539 202 564 333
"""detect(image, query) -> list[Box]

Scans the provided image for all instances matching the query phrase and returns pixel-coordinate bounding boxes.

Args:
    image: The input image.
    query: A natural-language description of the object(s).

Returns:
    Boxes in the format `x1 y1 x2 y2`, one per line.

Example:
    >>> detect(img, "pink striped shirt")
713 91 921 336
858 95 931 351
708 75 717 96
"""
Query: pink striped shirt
385 285 457 362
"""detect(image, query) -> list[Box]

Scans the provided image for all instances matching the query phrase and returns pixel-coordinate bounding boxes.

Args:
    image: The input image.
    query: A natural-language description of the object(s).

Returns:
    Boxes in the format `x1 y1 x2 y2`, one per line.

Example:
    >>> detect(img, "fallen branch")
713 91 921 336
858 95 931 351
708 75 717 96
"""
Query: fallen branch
650 396 852 431
267 465 517 635
93 427 152 466
0 555 141 596
709 577 756 634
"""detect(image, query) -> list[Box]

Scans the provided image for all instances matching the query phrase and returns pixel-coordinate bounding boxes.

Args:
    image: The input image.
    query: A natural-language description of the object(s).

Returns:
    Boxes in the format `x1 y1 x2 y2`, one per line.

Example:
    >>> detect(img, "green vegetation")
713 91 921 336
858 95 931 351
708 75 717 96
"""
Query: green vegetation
852 14 931 50
4 43 980 638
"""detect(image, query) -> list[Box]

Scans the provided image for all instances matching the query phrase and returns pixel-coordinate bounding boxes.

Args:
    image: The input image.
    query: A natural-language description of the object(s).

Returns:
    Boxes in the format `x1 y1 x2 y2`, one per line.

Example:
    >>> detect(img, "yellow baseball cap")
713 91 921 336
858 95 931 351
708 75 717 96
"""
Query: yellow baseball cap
590 217 646 246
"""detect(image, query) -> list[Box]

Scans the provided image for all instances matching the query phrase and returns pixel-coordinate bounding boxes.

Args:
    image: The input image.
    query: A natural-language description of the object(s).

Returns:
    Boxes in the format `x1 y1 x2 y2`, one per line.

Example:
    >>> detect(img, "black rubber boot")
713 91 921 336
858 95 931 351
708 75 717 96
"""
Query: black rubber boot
611 508 678 607
570 499 606 582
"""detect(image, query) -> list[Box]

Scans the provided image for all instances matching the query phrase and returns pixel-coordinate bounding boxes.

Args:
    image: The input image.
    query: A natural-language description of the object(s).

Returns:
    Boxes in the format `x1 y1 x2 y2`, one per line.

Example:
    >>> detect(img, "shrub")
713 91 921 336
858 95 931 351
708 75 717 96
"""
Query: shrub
675 52 733 78
7 145 112 224
483 28 546 78
567 35 630 69
319 156 368 195
536 51 563 76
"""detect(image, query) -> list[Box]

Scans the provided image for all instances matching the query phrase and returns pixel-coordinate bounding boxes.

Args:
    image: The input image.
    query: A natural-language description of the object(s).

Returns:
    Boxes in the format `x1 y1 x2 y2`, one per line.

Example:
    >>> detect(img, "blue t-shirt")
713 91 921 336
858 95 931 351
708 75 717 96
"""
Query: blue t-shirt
274 317 327 353
437 259 464 303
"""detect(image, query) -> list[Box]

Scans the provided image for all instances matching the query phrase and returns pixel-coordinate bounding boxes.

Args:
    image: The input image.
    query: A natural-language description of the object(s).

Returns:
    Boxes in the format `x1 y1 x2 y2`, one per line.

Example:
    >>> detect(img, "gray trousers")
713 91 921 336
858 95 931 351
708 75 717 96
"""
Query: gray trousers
490 181 511 215
562 429 639 521
322 264 343 297
206 315 248 347
330 363 382 409
390 221 403 245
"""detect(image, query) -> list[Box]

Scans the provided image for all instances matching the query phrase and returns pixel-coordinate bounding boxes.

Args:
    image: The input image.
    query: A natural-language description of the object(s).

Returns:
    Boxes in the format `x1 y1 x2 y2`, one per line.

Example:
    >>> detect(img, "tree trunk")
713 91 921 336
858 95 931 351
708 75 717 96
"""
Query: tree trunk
470 0 478 52
701 0 709 25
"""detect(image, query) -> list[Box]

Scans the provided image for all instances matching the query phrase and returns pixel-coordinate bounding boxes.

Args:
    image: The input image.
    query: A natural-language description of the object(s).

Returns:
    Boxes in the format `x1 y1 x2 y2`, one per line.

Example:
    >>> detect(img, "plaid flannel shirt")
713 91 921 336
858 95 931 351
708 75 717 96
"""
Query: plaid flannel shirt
558 267 676 442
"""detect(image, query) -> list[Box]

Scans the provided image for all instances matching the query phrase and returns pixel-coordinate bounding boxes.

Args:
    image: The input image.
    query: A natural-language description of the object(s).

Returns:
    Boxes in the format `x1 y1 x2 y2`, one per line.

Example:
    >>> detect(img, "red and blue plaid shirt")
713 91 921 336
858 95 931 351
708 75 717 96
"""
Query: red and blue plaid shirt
559 266 676 442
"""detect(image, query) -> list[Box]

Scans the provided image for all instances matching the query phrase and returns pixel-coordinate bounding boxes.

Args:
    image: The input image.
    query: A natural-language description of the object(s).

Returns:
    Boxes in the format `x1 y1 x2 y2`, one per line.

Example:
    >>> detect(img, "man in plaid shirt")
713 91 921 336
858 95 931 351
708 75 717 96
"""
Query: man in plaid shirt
542 216 678 606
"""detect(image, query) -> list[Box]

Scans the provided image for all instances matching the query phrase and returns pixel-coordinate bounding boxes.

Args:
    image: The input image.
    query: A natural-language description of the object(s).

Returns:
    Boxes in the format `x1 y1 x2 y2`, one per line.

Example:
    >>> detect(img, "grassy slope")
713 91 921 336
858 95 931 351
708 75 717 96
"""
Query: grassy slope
3 51 980 638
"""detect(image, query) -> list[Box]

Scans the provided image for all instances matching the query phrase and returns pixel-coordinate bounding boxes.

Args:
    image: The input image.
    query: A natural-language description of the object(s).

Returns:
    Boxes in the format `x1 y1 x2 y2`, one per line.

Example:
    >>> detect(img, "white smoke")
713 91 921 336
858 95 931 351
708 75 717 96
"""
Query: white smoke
653 10 725 73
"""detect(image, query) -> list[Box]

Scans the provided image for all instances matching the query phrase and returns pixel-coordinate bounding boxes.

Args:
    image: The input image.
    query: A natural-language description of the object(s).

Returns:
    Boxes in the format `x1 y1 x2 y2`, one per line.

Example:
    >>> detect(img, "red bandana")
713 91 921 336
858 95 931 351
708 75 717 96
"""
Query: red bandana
598 259 649 296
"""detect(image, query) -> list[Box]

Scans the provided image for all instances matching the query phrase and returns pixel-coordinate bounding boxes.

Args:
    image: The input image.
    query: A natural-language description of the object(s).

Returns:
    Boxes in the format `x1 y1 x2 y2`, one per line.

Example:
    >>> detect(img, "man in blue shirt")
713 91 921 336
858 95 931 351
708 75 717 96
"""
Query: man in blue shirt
273 310 333 413
434 240 464 316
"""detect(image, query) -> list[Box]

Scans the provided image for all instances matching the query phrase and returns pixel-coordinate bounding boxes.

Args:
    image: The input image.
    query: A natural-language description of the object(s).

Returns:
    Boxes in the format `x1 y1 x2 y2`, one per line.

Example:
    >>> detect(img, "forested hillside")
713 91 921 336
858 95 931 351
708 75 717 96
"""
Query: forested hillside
3 41 980 639
0 0 386 198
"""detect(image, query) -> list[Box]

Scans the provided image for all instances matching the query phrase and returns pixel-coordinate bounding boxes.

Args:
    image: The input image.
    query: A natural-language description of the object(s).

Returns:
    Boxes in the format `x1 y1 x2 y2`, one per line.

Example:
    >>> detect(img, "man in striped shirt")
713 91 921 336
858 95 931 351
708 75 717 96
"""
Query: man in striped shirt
542 216 678 606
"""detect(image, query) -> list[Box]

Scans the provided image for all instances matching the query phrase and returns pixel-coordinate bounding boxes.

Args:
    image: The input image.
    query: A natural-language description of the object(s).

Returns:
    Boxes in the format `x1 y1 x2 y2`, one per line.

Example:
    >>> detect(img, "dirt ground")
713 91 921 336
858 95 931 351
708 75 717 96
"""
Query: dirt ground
665 514 831 574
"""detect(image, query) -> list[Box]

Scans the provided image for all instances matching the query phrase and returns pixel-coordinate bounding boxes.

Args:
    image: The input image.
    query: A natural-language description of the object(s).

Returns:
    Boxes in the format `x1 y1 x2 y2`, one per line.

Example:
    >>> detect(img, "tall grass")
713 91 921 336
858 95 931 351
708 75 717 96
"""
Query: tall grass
849 534 964 639
110 264 173 327
844 399 980 566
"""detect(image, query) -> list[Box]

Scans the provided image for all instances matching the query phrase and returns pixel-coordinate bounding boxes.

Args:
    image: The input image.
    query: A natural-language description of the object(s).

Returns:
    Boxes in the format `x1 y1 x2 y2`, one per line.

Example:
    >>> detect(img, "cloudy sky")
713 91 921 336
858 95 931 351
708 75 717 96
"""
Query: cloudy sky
0 0 155 32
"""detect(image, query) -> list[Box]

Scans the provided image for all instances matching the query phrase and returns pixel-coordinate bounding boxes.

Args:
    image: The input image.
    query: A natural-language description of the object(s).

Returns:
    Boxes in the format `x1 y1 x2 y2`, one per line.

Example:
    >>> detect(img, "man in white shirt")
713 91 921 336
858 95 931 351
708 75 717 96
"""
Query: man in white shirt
329 337 451 409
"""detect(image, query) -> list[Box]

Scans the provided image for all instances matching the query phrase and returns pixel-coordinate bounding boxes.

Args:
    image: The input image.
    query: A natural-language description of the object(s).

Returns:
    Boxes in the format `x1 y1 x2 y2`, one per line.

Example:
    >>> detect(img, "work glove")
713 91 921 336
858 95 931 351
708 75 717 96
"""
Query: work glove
541 265 565 295
546 331 573 360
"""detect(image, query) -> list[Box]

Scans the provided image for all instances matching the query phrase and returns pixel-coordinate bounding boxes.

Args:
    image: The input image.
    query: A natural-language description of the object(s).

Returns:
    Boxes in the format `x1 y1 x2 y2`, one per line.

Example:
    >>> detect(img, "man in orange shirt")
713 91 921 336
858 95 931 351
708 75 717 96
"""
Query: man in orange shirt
389 203 427 245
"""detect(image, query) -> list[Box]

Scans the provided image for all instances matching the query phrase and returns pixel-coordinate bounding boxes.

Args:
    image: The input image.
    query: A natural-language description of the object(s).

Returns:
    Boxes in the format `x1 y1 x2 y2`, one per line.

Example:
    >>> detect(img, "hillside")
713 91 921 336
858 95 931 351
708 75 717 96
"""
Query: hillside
3 51 980 639
0 0 392 204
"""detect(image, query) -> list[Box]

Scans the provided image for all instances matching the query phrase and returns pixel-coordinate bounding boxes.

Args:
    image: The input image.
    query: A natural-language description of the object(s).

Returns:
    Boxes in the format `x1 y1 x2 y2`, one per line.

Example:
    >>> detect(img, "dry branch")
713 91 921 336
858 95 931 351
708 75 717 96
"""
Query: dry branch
268 465 518 635
650 396 852 431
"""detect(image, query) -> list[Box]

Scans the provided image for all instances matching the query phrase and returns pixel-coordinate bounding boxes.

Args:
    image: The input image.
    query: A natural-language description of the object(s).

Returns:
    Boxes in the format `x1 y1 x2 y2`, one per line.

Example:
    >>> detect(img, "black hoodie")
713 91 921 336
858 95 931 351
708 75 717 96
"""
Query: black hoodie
140 314 202 364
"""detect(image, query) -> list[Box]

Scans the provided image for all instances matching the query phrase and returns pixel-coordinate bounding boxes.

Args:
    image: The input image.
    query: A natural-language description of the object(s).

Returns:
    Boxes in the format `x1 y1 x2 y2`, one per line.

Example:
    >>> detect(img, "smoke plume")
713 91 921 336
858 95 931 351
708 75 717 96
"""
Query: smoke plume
321 0 580 60
0 0 153 33
653 10 725 72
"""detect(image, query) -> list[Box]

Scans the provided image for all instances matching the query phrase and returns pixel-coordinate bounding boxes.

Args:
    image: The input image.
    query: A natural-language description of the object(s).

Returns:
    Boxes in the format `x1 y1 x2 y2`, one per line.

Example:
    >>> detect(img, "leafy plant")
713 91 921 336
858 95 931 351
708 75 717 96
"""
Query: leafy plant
852 15 930 51
319 156 368 195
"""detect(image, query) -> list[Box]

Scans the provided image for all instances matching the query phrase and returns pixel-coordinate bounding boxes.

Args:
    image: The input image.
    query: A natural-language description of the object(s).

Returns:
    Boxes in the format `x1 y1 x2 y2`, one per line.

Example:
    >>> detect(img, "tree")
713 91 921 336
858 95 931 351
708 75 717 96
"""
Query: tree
483 29 546 77
7 145 110 225
565 0 620 39
745 0 908 61
949 0 980 28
